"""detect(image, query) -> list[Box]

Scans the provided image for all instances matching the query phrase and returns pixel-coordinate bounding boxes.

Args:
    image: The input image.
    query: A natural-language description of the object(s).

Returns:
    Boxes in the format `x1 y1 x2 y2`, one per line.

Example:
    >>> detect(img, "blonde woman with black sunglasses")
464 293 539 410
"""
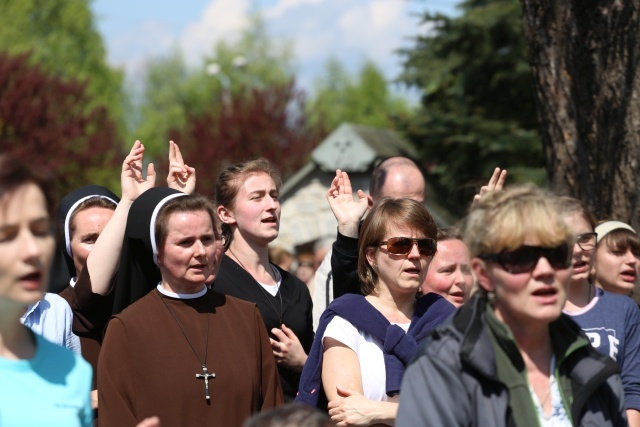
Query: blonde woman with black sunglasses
398 184 627 427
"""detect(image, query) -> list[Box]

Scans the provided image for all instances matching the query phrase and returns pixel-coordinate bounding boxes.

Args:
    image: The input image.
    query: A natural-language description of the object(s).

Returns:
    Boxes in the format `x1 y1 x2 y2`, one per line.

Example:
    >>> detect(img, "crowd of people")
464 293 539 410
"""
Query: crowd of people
0 140 638 427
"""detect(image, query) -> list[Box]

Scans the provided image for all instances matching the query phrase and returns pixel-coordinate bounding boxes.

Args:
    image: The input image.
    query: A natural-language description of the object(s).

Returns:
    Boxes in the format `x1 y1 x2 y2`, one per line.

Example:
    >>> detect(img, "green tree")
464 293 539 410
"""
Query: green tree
0 0 125 132
135 14 295 159
307 58 411 131
134 49 194 159
204 14 295 92
167 80 321 195
398 0 544 216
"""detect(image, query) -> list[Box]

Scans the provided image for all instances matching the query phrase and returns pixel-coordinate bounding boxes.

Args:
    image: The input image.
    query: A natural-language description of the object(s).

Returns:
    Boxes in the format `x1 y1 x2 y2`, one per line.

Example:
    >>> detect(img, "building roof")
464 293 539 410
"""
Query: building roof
310 123 418 173
275 122 455 250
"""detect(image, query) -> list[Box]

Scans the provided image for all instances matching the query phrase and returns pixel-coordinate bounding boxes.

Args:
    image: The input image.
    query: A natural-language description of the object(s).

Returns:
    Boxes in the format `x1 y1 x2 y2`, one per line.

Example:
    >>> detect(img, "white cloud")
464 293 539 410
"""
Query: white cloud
370 0 405 29
337 1 408 51
265 0 420 87
108 20 178 80
100 0 432 93
179 0 251 66
264 0 324 20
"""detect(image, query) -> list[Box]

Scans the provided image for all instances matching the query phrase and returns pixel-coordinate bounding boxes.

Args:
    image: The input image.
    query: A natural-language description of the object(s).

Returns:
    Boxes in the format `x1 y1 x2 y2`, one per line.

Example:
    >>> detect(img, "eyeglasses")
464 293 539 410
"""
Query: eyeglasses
378 237 437 257
575 232 597 251
479 244 571 274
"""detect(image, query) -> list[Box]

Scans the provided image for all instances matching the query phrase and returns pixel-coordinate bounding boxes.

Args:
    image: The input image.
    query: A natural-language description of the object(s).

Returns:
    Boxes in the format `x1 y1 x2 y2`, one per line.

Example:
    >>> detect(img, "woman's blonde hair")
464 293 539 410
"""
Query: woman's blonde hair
462 184 571 259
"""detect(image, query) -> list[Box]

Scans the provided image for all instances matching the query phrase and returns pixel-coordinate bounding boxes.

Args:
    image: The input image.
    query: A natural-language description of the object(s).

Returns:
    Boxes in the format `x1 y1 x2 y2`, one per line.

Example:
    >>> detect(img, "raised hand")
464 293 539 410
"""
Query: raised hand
270 324 307 372
166 140 196 194
473 167 507 204
122 140 156 202
327 170 369 238
86 140 156 296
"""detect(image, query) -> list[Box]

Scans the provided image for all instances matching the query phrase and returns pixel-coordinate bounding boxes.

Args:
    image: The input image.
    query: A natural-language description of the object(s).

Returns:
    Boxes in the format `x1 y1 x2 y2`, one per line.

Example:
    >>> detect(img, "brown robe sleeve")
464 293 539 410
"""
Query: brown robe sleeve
63 266 115 336
59 266 115 390
254 306 285 409
98 317 138 427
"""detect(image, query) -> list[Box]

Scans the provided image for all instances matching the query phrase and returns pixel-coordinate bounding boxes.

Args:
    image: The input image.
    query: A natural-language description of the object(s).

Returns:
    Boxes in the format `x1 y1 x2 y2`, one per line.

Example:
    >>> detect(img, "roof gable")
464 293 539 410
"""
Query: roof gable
311 123 418 172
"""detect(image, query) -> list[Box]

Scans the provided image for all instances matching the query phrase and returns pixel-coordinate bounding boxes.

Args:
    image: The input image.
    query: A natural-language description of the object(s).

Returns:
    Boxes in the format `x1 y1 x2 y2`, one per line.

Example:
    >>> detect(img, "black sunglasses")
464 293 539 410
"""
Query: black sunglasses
378 237 437 257
479 244 571 274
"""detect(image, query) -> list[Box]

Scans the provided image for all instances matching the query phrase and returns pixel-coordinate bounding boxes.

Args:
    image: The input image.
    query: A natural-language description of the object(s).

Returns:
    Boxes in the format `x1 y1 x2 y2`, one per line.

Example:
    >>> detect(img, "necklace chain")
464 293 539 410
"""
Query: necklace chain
157 289 210 368
540 381 551 407
532 355 555 416
228 249 284 325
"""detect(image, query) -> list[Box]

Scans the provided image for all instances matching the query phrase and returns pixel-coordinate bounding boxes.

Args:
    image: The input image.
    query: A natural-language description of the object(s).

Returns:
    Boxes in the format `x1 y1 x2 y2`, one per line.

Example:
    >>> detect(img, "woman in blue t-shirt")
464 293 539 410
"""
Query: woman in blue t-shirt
556 197 640 425
0 154 92 427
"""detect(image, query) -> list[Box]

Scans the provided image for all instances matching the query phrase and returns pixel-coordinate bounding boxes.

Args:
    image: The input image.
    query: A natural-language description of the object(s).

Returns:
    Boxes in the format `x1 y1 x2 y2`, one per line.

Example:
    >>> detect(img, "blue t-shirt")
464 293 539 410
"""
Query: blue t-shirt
565 287 640 410
0 332 92 427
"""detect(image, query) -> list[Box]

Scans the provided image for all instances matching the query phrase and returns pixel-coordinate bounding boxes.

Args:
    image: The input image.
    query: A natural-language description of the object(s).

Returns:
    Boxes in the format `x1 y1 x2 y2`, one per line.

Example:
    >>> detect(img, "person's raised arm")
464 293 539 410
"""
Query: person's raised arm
472 167 507 205
166 140 196 195
328 170 369 238
84 140 156 295
328 170 368 298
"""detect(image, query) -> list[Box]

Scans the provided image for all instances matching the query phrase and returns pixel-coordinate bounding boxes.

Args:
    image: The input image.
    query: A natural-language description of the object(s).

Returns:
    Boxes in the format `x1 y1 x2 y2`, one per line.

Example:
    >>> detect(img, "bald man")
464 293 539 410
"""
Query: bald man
311 157 426 327
368 157 426 204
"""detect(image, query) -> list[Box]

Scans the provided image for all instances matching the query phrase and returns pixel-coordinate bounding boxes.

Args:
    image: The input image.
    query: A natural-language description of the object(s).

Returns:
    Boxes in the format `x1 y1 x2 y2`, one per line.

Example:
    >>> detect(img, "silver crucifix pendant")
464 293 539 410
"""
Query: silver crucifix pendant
196 365 215 401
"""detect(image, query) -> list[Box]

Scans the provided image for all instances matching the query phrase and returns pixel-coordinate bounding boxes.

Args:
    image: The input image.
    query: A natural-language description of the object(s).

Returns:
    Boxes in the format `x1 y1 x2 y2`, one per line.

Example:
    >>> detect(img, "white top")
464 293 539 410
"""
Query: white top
529 356 571 427
257 265 282 297
323 315 409 401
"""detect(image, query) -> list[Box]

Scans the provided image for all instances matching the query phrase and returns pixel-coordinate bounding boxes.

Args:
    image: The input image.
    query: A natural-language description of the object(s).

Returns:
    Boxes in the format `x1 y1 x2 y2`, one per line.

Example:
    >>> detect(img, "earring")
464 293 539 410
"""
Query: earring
487 291 496 305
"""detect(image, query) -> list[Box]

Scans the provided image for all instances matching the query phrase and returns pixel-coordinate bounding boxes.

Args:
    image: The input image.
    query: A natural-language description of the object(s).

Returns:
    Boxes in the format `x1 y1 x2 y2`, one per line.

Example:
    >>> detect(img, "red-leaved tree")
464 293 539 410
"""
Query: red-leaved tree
167 80 325 196
0 52 121 196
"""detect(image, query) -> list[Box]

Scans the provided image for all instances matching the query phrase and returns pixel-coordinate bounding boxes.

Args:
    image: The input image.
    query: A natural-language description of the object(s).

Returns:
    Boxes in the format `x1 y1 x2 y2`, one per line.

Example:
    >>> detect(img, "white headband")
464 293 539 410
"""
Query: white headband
150 192 188 265
595 220 637 244
64 195 118 257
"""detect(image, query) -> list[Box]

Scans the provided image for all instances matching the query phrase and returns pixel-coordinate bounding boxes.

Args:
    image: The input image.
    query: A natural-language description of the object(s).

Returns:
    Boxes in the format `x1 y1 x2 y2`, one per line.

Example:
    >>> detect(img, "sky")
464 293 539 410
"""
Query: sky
91 0 459 95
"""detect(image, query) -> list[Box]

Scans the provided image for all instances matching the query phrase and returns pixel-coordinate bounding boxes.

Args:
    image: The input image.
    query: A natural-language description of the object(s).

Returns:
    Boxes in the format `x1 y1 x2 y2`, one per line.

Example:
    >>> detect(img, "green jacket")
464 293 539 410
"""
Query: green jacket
397 293 628 427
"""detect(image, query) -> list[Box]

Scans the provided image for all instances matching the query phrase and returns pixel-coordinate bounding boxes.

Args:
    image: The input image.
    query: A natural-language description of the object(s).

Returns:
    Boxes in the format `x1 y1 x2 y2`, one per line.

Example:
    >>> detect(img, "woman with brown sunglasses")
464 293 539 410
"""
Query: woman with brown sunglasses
398 184 627 427
296 198 455 425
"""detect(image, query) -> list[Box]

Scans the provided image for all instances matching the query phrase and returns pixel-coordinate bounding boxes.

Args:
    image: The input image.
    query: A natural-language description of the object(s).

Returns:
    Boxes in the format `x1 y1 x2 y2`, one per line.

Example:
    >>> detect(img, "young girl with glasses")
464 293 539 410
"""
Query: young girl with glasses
555 197 640 425
398 184 627 427
296 198 455 425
